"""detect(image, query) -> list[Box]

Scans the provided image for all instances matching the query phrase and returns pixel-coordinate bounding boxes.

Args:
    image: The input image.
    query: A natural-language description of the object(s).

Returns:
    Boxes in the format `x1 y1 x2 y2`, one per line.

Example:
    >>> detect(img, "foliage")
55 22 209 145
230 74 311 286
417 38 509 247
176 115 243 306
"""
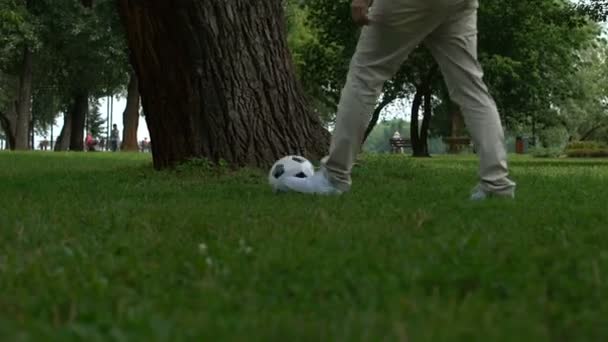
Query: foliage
31 85 62 136
539 126 570 149
0 0 37 67
555 39 608 141
566 140 607 149
288 0 425 126
531 125 570 158
531 146 565 158
285 0 348 124
1 152 608 340
0 0 130 136
35 0 129 99
478 0 598 131
0 0 35 115
565 140 608 157
287 0 600 137
565 148 608 157
578 0 608 20
87 99 106 139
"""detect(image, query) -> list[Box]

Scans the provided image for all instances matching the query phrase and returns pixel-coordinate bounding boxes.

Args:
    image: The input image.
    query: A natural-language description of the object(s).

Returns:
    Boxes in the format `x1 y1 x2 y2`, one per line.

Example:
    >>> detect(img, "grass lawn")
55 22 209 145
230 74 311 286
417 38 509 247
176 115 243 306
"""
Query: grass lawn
1 151 607 341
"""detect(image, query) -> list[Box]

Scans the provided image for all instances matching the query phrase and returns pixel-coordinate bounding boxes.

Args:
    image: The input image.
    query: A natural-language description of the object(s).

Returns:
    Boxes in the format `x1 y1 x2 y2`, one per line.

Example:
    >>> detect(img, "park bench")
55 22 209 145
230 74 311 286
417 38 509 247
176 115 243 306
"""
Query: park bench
389 132 411 154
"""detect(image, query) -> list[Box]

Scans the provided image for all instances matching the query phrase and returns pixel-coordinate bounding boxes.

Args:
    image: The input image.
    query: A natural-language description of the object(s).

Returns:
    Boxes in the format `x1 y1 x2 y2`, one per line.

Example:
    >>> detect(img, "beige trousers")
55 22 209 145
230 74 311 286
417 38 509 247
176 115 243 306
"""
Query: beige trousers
323 0 516 193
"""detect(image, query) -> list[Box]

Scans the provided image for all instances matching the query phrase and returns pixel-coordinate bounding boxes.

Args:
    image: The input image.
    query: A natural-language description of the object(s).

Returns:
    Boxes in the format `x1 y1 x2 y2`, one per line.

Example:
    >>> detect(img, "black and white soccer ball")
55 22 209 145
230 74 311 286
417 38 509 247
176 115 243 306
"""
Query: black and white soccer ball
268 155 315 192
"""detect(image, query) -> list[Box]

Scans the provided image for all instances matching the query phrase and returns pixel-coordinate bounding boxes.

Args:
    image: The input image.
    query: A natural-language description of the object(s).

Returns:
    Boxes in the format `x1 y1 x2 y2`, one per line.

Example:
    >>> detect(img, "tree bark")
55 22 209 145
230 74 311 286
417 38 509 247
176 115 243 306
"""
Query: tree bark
121 71 140 151
410 64 437 157
416 90 432 157
117 0 329 169
14 46 33 150
68 92 89 151
0 111 16 150
362 96 395 144
410 89 423 155
55 112 72 151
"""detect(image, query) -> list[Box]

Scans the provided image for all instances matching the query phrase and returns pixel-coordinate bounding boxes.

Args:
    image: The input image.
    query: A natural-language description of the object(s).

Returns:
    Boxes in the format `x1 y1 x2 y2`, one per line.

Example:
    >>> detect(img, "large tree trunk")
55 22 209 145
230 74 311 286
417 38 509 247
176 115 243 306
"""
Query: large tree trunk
69 92 89 151
121 71 140 151
14 47 33 150
117 0 329 169
55 112 72 151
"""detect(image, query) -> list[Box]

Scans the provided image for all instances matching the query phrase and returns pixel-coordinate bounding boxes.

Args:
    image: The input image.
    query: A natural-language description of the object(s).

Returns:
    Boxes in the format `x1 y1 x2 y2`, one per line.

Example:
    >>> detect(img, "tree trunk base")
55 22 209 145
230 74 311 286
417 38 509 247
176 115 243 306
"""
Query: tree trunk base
118 1 329 170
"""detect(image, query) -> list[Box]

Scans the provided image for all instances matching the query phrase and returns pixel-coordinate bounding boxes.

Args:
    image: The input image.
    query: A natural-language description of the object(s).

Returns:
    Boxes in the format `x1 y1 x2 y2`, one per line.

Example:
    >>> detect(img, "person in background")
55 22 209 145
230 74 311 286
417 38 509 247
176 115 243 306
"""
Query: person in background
110 124 120 152
85 131 97 152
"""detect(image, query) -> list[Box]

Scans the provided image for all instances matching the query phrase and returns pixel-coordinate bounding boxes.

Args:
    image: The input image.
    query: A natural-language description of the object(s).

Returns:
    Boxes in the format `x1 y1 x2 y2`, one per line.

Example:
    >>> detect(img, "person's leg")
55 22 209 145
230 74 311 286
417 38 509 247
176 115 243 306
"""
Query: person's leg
284 0 446 194
424 1 515 198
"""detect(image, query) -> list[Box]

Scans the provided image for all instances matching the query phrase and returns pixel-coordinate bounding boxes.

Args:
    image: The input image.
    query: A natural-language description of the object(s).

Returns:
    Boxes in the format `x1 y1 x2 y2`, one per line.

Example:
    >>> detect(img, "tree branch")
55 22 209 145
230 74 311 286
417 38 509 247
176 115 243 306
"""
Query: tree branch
362 95 396 144
581 122 608 141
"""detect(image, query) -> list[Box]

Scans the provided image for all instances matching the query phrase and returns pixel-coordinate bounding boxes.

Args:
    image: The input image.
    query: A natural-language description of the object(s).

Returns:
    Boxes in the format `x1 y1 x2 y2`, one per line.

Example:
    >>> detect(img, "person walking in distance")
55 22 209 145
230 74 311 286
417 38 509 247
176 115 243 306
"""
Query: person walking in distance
283 0 516 200
110 124 120 152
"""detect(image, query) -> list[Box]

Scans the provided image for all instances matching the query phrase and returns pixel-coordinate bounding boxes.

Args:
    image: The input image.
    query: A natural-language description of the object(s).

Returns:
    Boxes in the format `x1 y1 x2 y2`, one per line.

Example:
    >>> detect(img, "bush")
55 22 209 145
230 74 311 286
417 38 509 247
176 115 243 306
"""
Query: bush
531 147 564 158
532 127 569 158
539 126 569 149
564 141 608 158
566 141 607 150
565 148 608 158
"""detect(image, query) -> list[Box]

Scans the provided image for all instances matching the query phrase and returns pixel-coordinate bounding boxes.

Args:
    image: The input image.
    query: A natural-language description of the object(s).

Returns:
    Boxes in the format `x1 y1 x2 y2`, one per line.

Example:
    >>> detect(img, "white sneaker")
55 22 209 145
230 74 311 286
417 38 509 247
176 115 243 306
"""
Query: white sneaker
282 171 343 195
470 184 515 201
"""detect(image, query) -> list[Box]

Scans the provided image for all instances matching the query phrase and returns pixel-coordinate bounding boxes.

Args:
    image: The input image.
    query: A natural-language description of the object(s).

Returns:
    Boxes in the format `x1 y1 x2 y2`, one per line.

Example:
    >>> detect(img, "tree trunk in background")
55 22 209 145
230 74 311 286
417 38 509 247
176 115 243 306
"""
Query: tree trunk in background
68 92 89 151
55 112 72 151
121 71 140 151
410 64 437 157
14 46 33 150
415 90 432 157
362 96 395 144
0 111 16 150
410 90 423 155
117 0 329 169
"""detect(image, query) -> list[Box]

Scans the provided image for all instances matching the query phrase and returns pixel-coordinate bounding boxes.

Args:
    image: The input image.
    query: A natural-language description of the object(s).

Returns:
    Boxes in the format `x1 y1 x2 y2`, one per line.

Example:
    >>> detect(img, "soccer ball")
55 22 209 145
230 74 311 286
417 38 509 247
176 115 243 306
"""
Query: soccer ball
268 155 315 192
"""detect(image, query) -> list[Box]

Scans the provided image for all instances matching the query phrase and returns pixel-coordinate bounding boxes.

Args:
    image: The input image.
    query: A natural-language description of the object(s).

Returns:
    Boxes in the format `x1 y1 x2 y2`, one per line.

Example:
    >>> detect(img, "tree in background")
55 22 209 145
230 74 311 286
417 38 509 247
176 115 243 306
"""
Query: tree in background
290 0 599 154
120 70 139 151
41 0 129 151
0 0 130 152
87 99 106 140
0 0 37 150
478 0 598 143
556 39 608 142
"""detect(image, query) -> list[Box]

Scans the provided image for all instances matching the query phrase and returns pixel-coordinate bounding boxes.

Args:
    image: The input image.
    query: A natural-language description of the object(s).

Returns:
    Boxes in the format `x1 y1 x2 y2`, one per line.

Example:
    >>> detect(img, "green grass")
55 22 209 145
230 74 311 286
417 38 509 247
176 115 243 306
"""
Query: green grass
1 152 607 341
